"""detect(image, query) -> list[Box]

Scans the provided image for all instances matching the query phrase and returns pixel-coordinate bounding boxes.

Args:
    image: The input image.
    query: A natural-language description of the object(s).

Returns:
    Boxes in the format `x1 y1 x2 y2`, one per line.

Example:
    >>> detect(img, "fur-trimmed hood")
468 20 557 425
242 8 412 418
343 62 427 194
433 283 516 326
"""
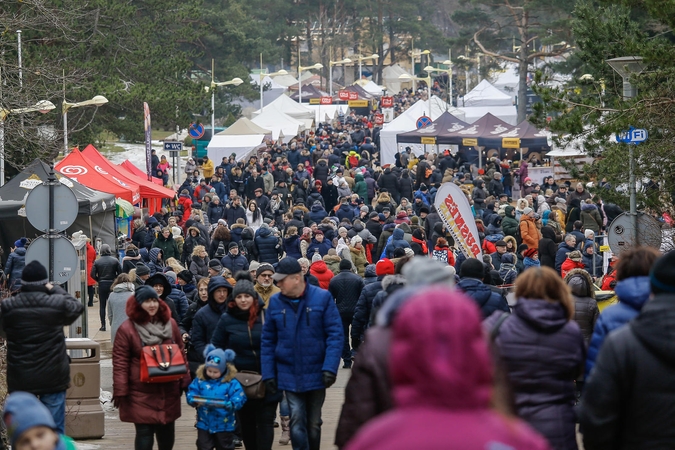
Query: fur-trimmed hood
229 223 247 230
195 362 238 382
323 254 342 263
581 202 597 212
382 274 407 291
564 268 595 298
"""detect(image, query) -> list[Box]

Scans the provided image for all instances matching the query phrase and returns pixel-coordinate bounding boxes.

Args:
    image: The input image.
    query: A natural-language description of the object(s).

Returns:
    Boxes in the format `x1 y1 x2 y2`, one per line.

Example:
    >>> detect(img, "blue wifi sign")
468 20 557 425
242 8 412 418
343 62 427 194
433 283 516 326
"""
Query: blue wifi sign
617 127 648 145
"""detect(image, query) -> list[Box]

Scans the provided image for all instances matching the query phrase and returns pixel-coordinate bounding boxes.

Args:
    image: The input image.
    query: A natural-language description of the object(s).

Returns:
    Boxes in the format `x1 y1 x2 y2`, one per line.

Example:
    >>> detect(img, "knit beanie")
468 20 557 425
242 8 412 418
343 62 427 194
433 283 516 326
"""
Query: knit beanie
376 258 395 276
232 279 257 299
209 259 223 271
501 253 514 264
14 237 27 248
136 263 150 277
523 207 533 215
203 344 234 376
339 259 353 272
256 263 275 278
401 256 455 287
312 253 323 263
650 250 675 294
393 248 406 258
249 261 261 273
3 392 58 446
134 285 159 304
460 258 485 279
568 250 583 262
164 271 177 284
177 270 193 284
21 260 49 285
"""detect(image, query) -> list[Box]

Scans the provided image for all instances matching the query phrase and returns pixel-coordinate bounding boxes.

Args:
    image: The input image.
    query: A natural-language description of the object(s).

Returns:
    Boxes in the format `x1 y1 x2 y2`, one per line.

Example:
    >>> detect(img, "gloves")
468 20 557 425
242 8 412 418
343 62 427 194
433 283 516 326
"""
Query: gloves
112 396 125 409
265 379 278 395
323 371 337 388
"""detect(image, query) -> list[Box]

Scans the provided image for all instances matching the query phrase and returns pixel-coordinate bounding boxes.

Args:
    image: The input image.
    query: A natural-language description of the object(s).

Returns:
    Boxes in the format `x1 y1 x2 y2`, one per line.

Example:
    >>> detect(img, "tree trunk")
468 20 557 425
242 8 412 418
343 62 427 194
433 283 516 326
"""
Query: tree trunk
517 13 529 123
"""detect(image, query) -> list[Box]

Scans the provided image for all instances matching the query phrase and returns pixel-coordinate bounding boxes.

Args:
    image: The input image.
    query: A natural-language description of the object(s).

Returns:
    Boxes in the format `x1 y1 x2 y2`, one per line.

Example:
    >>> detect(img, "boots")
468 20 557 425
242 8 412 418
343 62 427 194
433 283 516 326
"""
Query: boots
279 416 291 445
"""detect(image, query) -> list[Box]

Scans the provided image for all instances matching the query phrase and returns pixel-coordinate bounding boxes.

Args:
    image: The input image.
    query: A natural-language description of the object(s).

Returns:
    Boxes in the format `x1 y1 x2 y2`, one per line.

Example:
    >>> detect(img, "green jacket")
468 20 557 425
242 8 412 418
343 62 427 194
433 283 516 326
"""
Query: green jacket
353 174 368 201
502 206 519 238
151 234 180 261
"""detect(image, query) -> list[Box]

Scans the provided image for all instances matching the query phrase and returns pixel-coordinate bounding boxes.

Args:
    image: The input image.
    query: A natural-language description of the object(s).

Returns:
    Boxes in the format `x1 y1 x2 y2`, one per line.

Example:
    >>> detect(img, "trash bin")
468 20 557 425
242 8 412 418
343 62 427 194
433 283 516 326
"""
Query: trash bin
65 338 105 439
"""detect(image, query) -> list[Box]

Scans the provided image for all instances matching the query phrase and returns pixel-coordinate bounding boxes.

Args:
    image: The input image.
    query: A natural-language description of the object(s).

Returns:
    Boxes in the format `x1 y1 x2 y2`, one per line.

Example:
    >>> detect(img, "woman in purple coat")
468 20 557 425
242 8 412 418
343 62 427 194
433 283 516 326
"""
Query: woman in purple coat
485 266 585 450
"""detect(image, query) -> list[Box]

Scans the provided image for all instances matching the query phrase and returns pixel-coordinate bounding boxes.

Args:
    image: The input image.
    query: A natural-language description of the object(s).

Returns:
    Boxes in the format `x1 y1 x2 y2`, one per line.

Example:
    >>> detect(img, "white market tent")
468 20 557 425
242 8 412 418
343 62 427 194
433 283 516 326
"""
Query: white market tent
458 79 518 125
354 79 384 96
253 94 315 129
305 104 350 123
492 64 520 100
382 64 411 94
251 109 305 143
380 96 465 166
272 73 300 88
249 74 287 90
207 118 271 162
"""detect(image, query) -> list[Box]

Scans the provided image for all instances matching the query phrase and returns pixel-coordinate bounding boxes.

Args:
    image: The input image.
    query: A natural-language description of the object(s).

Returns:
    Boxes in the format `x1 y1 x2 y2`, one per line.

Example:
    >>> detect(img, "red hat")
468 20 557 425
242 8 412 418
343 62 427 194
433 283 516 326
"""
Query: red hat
376 258 395 276
314 180 322 186
523 248 538 258
396 211 408 219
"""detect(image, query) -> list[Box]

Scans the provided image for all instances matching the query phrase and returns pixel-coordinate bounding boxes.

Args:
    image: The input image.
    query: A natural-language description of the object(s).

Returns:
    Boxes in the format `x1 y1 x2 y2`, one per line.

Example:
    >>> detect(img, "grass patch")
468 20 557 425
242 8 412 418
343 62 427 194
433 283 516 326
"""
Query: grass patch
152 130 175 140
100 143 127 153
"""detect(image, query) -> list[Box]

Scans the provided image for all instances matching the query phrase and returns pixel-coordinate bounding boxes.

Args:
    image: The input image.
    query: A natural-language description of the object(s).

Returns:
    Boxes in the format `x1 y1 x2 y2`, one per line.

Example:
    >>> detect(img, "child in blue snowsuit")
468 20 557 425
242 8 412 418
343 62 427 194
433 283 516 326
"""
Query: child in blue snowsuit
187 344 247 450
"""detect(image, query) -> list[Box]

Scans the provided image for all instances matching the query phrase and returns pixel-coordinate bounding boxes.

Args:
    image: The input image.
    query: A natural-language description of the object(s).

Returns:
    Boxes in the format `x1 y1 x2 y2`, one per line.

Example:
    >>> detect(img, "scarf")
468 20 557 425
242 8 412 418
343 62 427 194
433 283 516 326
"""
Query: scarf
411 236 428 254
270 198 282 212
134 319 173 345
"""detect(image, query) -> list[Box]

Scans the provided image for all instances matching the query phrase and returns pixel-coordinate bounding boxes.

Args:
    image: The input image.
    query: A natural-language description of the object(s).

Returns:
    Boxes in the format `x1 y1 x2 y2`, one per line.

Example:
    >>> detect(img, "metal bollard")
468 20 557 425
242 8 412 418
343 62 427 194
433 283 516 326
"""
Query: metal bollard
65 338 105 439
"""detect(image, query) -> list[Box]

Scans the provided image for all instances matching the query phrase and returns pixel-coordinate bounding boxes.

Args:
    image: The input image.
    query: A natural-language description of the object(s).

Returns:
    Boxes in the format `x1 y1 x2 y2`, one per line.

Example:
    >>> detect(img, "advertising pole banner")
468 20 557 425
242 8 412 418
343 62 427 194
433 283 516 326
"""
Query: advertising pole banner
433 182 482 259
144 102 152 181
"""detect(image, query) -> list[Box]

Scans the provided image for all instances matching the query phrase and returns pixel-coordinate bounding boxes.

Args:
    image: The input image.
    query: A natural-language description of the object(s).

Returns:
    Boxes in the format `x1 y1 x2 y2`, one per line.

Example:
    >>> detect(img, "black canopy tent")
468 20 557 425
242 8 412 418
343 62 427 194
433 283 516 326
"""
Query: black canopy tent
0 160 116 264
396 111 472 145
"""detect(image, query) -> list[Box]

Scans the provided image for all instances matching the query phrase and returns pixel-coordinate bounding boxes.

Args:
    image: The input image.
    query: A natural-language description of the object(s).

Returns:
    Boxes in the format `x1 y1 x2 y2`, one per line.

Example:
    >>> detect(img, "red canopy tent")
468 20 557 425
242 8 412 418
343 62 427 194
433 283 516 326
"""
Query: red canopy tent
56 150 140 204
82 145 175 214
120 160 164 185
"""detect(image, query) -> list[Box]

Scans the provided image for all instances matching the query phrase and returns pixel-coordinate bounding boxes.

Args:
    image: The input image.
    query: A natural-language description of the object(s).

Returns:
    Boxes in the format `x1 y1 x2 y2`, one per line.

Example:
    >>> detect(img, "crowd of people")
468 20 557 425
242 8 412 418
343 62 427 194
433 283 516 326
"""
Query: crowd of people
3 108 674 450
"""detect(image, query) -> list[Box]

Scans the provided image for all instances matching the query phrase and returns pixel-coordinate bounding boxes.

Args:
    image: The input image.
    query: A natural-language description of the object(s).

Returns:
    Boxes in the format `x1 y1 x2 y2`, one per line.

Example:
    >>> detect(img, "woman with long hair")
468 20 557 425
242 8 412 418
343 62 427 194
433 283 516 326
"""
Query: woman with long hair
108 273 135 344
112 286 190 450
211 273 280 450
246 200 263 232
485 266 584 450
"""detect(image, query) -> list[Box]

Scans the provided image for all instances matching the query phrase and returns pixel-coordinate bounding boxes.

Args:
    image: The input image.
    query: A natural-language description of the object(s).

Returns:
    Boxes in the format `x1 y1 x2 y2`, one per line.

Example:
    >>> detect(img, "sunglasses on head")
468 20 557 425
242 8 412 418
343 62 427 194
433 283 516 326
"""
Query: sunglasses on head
207 355 221 364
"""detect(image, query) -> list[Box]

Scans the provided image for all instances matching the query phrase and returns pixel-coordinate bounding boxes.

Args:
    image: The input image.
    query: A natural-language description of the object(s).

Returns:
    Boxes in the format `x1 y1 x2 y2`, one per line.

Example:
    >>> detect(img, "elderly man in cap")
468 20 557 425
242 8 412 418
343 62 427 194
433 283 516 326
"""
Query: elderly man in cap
262 257 343 450
0 260 84 434
491 240 509 271
254 263 280 307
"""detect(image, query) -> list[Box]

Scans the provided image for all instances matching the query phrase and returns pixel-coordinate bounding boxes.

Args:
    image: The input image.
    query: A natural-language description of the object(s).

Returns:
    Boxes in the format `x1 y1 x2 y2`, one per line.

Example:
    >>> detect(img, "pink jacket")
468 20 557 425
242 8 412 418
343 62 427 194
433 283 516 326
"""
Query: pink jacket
346 287 550 450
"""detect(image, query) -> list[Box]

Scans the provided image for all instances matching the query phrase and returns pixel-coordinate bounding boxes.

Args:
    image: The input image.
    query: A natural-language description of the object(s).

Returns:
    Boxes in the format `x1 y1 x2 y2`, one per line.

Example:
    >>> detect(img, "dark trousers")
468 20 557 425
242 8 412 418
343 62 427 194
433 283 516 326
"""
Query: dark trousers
197 428 234 450
339 313 354 361
238 399 277 450
98 280 113 327
134 422 175 450
87 285 95 306
285 389 326 450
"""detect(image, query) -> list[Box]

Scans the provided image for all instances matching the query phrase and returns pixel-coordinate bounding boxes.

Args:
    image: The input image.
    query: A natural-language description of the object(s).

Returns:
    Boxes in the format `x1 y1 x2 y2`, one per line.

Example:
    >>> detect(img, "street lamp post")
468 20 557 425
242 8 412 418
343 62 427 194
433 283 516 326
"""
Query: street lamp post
424 61 453 107
329 57 352 97
63 95 108 153
410 49 430 89
259 53 288 110
355 54 379 80
298 62 323 104
0 100 56 186
210 59 243 135
606 56 644 245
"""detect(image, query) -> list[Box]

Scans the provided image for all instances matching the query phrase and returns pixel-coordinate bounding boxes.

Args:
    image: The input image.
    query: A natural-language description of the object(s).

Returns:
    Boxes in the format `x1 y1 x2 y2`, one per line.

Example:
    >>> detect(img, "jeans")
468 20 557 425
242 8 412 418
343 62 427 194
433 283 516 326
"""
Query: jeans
38 391 66 435
339 313 354 361
98 280 113 328
279 393 290 417
505 186 512 198
197 429 233 450
238 399 277 450
285 389 326 450
134 422 175 450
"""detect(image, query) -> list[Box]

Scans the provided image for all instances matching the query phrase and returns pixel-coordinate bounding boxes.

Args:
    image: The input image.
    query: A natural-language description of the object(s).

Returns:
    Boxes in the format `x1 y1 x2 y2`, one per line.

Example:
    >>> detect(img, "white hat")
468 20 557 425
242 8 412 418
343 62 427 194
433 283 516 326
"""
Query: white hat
171 226 182 238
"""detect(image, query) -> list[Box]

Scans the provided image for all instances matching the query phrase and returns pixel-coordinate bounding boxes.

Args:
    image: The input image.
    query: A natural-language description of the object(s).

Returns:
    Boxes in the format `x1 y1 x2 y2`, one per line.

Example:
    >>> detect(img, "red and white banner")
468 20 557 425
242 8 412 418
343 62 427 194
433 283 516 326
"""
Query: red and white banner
348 91 359 100
320 96 333 105
380 96 394 108
374 113 384 126
338 90 349 100
434 182 482 259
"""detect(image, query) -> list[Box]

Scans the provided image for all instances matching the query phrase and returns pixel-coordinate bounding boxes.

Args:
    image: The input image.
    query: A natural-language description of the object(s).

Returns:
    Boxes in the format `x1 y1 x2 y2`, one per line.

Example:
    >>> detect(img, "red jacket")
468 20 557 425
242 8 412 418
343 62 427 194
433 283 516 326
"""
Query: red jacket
310 260 334 290
86 242 97 286
112 298 191 425
178 195 192 223
561 259 585 279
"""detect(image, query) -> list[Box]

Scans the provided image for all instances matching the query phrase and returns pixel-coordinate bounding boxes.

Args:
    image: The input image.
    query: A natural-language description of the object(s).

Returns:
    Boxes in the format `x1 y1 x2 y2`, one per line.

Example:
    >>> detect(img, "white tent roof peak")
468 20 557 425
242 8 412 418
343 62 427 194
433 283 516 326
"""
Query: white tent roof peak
217 117 271 136
461 79 513 107
251 109 305 143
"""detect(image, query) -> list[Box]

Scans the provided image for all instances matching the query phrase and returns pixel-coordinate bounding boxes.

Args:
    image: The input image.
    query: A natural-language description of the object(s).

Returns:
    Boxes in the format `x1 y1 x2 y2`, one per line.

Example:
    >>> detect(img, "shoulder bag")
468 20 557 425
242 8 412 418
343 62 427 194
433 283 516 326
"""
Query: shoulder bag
140 343 188 383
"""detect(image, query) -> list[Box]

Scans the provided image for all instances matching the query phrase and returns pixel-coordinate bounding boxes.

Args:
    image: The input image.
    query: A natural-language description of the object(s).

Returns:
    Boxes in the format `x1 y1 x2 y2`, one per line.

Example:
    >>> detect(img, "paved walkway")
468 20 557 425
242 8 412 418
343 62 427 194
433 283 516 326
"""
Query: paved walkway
75 303 347 449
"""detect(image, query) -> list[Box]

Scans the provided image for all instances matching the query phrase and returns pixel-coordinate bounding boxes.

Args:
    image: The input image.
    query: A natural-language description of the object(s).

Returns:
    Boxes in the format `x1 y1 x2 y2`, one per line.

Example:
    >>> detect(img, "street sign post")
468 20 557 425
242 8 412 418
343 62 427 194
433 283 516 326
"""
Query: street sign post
189 122 205 139
416 115 432 129
164 141 183 183
617 127 648 144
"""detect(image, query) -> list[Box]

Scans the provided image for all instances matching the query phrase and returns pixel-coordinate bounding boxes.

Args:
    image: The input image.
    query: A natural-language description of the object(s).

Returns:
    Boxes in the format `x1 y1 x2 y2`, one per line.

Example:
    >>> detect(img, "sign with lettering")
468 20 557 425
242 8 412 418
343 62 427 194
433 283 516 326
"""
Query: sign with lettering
434 182 482 258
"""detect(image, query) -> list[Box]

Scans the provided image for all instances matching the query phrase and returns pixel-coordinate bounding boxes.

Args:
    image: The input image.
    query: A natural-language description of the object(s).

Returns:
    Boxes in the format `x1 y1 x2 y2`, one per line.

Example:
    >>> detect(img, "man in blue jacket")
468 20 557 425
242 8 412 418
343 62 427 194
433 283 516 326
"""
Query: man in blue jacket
262 257 343 450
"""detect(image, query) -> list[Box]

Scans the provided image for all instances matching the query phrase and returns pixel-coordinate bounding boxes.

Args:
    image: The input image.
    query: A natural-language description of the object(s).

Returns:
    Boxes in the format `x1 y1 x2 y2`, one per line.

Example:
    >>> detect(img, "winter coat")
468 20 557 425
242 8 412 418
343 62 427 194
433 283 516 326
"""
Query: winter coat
122 251 141 274
561 258 584 279
353 174 368 200
107 282 134 344
378 169 399 199
384 228 411 259
0 285 84 394
329 271 365 316
186 366 246 433
307 238 333 258
152 234 180 262
555 242 577 274
472 182 487 210
456 278 510 319
502 206 519 238
309 260 334 289
229 223 246 244
189 255 210 281
349 247 368 277
519 215 540 249
308 202 328 224
351 278 383 347
486 299 585 450
346 290 550 450
498 259 518 285
147 248 165 276
207 202 225 225
313 160 330 186
364 173 378 202
240 228 257 262
336 203 357 222
254 227 281 264
261 284 343 392
224 205 247 226
91 254 122 283
112 311 190 425
539 227 558 269
323 254 342 275
585 276 650 376
582 251 603 278
579 293 675 450
5 247 26 291
565 269 599 345
167 287 190 322
283 234 303 260
398 172 414 202
221 252 249 274
190 296 230 369
580 203 602 233
183 228 207 261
